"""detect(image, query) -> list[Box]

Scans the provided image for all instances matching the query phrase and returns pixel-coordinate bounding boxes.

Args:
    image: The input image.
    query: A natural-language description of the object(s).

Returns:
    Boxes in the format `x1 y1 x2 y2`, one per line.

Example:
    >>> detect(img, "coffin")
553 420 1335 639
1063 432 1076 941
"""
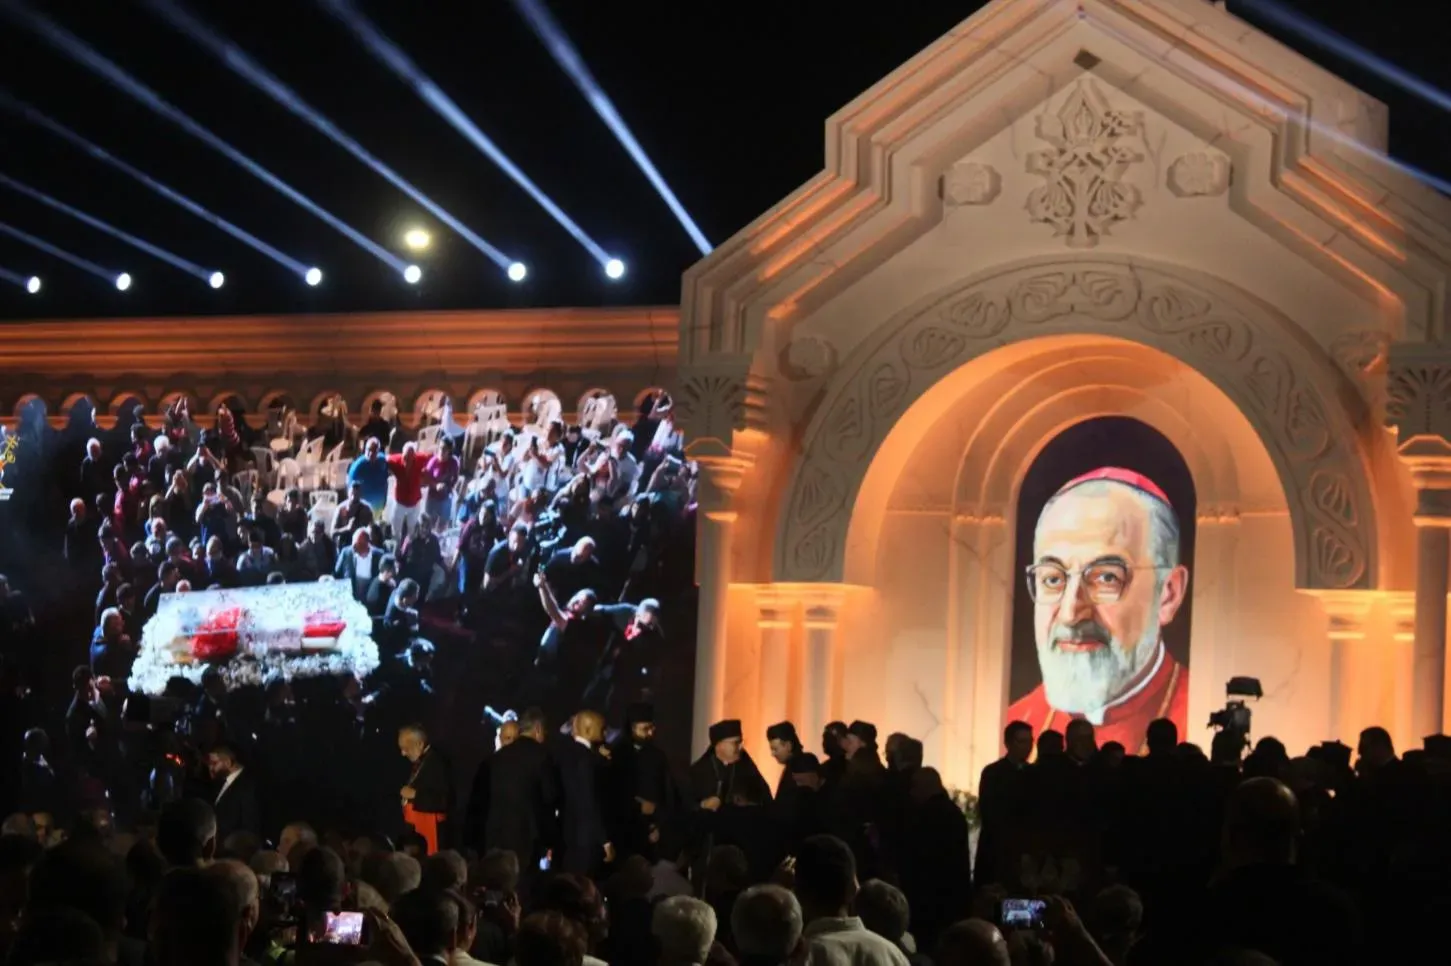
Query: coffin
130 580 380 695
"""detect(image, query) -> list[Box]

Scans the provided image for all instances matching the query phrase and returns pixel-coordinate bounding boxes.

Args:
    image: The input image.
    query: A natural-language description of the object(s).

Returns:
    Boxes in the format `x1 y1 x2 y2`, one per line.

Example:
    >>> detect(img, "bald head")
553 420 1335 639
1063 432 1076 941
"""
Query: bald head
935 918 1010 966
572 710 604 744
1224 776 1299 865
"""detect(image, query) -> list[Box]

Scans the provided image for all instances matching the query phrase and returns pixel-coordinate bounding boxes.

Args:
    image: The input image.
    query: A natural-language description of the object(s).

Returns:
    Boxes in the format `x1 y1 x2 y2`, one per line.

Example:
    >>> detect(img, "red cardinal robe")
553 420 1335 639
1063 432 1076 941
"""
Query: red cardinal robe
1006 649 1189 755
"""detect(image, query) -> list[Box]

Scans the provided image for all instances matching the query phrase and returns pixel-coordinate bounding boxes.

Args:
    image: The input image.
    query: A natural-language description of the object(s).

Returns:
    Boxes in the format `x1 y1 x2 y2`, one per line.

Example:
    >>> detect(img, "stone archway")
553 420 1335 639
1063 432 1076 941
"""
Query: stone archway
777 255 1380 592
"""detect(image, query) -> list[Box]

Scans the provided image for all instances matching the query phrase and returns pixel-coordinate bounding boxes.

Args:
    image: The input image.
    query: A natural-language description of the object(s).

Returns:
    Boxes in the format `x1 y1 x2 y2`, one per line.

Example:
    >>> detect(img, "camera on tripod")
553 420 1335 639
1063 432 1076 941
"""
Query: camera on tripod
1207 676 1263 739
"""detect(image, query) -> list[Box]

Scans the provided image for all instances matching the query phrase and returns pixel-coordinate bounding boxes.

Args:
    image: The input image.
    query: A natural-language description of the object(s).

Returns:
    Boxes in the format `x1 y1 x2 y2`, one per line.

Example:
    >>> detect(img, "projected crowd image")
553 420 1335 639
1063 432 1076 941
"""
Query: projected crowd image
0 389 699 835
1007 417 1195 753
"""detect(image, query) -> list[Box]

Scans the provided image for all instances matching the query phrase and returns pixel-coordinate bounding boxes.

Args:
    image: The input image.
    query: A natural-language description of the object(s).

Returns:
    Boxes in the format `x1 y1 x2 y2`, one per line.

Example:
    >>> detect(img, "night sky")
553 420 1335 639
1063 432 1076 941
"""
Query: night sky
0 0 1444 322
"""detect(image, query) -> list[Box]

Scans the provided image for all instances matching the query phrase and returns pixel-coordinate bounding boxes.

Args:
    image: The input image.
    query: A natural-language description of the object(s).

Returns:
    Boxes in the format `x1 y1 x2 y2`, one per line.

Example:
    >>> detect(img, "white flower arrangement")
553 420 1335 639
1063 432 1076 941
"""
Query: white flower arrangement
947 786 982 830
129 581 380 695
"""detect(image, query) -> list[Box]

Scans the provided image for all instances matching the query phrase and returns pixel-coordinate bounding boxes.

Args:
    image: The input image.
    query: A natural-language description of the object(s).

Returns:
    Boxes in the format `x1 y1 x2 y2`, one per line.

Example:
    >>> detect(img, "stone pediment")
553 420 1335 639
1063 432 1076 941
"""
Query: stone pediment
678 0 1451 452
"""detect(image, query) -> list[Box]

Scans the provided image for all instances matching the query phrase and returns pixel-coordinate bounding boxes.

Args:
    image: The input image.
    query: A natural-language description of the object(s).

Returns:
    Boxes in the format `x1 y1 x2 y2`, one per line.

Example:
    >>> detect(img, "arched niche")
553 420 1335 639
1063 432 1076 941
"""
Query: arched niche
109 393 148 429
258 391 298 415
576 389 618 438
362 391 400 423
61 394 98 434
466 389 512 433
406 388 444 423
634 386 669 417
835 336 1340 789
304 391 344 422
778 256 1393 593
522 388 562 436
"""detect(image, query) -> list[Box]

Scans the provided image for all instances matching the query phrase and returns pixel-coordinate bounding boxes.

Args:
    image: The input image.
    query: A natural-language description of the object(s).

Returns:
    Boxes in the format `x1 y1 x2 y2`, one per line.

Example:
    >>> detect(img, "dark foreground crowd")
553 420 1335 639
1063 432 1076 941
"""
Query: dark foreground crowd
2 687 1447 966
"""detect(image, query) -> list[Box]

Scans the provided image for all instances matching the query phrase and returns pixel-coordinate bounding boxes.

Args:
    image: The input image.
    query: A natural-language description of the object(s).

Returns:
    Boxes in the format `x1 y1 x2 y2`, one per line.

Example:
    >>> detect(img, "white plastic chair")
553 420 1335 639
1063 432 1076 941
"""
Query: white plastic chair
231 469 259 503
276 457 303 491
416 425 445 456
309 489 339 530
250 447 276 487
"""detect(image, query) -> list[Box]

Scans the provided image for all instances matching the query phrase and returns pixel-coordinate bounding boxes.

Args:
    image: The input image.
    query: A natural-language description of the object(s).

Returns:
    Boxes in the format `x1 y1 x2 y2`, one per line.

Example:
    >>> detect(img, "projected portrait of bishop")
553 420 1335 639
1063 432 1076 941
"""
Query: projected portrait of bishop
1007 467 1190 752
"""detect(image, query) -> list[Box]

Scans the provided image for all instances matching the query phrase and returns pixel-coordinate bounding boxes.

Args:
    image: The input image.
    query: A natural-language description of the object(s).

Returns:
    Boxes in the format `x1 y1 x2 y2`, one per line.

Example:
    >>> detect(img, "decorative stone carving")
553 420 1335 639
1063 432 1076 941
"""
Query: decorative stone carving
1026 82 1144 247
1385 346 1451 447
944 162 1000 206
781 335 837 380
779 257 1376 591
674 371 747 449
1167 152 1230 197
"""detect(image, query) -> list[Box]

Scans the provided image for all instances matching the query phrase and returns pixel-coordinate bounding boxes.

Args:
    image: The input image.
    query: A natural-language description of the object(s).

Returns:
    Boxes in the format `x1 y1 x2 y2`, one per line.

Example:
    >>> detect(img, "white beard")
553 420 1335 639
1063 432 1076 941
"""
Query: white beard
1037 617 1161 717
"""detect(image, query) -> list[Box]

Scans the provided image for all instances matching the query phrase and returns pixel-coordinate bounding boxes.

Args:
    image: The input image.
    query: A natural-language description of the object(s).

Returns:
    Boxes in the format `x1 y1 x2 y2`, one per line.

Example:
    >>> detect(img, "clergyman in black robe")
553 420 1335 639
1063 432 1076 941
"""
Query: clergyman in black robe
687 719 772 878
606 702 684 862
765 721 822 860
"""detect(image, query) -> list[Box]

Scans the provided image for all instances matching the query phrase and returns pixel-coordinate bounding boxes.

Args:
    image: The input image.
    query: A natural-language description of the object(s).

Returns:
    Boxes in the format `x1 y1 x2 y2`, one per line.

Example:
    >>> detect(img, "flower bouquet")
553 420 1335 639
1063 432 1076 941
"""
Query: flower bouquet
131 581 379 695
947 786 982 830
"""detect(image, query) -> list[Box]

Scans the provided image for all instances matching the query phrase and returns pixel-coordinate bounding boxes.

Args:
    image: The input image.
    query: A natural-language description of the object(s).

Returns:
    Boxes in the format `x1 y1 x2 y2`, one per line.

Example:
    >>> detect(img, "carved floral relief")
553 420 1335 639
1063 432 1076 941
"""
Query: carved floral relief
1167 152 1230 197
944 162 1001 206
1025 82 1145 247
780 260 1374 592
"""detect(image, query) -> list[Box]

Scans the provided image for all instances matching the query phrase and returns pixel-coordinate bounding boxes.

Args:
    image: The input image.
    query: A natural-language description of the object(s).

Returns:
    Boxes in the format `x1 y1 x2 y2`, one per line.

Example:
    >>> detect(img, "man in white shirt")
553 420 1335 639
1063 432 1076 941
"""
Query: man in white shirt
334 527 384 603
794 834 909 966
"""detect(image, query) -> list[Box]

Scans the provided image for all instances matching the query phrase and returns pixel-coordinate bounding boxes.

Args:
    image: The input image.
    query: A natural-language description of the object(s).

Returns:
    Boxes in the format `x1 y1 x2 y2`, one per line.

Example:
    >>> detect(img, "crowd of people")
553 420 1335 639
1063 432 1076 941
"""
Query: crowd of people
0 389 697 825
3 690 1446 966
1 393 1450 966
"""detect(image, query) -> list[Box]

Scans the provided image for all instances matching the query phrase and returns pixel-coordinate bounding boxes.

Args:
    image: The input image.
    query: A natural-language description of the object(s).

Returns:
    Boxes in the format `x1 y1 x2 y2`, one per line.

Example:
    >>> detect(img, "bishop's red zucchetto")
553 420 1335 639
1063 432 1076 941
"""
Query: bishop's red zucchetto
1055 466 1172 508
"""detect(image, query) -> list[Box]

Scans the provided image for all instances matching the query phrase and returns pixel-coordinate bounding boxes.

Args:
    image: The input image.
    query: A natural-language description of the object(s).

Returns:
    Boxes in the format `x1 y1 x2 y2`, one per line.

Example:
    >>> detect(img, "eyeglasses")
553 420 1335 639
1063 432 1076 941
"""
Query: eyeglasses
1025 559 1162 605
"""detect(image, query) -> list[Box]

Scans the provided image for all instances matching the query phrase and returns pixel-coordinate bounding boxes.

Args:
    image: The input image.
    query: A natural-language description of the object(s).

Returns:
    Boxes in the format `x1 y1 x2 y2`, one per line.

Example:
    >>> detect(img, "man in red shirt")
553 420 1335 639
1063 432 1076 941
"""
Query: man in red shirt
1007 467 1190 754
387 442 427 539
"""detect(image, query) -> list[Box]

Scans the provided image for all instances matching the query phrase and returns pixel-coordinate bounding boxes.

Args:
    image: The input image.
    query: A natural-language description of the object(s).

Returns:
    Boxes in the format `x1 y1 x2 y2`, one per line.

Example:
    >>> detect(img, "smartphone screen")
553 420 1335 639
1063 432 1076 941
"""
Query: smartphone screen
323 911 366 946
1001 898 1046 928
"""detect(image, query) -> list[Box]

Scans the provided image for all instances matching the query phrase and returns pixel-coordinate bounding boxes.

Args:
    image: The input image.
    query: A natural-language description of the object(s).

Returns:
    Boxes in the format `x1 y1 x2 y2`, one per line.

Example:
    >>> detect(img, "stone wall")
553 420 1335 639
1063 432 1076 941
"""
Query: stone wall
0 305 679 430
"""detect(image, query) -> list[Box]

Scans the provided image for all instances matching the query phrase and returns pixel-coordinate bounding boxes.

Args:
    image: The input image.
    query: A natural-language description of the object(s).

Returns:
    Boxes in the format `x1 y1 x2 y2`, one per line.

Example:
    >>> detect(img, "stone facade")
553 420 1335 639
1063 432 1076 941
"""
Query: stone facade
0 307 678 431
677 0 1451 784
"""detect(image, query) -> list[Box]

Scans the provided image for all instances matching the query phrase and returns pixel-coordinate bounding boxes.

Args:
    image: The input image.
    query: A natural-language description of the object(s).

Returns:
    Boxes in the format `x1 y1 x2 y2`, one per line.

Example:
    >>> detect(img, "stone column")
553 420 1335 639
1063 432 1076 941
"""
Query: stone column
691 453 752 751
1412 515 1451 736
799 585 849 740
755 587 798 732
1312 591 1374 742
1387 347 1451 737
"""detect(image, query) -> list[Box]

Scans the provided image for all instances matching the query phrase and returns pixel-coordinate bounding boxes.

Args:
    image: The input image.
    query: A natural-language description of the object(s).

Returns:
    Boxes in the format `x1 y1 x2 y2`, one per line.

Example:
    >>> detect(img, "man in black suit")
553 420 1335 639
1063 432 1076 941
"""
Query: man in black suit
206 740 261 843
554 709 613 878
486 707 558 879
974 719 1034 889
334 528 386 603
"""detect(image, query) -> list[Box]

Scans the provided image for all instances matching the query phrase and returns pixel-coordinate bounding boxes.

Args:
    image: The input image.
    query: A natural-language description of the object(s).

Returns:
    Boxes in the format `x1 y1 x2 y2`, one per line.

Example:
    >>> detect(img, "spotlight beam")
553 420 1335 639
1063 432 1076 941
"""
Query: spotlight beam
320 0 615 268
1086 16 1451 199
143 0 517 274
508 0 712 256
1241 0 1451 116
0 171 216 282
0 265 38 292
0 0 405 273
0 87 308 277
0 220 123 285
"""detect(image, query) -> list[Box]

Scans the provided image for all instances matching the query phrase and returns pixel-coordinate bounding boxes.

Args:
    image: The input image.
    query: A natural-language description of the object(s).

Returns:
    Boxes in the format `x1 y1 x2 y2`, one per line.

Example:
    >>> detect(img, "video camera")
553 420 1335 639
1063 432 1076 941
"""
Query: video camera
525 509 568 574
1207 676 1263 740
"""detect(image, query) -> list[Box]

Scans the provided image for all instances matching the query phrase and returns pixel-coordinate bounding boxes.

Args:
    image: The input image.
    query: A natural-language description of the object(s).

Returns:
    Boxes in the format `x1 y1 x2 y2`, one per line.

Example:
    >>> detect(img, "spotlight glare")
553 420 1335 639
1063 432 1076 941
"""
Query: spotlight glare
403 264 422 284
25 275 41 294
507 261 527 282
208 270 225 289
604 258 625 280
403 228 431 251
305 266 323 286
115 272 132 291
